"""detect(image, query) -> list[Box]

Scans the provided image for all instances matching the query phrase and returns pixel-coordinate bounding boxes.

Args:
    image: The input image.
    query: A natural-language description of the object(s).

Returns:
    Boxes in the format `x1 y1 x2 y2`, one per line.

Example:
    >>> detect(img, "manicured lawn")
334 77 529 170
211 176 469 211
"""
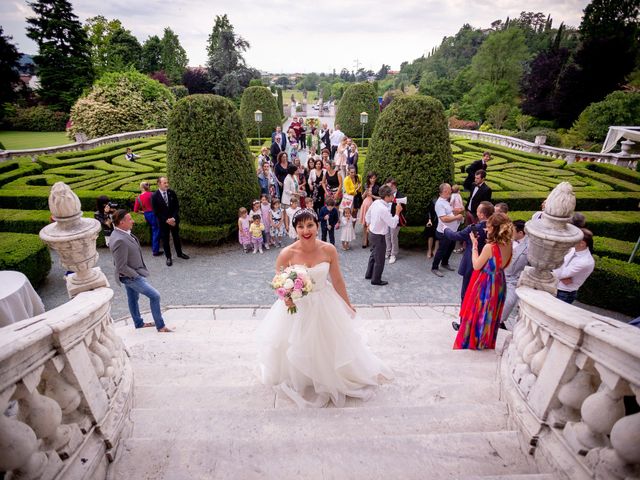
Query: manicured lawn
0 131 72 150
282 89 319 105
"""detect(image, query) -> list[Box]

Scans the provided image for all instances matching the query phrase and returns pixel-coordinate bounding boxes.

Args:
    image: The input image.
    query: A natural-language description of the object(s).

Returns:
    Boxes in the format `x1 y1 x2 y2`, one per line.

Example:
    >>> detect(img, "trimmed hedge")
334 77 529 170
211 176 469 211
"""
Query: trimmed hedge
3 105 68 131
366 95 453 225
239 86 281 139
491 192 640 213
167 94 259 226
579 256 640 317
593 236 638 264
335 83 379 138
399 226 426 249
509 211 640 242
0 232 51 287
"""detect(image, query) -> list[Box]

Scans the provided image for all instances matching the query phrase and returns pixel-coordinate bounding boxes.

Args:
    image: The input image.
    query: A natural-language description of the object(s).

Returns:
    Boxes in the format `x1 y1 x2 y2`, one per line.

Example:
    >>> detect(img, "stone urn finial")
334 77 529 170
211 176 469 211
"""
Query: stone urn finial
520 182 584 293
39 182 109 298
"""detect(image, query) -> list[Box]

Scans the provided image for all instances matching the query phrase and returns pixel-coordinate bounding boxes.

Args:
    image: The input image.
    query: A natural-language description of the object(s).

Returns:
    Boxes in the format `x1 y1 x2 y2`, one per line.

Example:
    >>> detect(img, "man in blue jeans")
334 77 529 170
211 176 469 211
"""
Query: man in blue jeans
109 209 173 332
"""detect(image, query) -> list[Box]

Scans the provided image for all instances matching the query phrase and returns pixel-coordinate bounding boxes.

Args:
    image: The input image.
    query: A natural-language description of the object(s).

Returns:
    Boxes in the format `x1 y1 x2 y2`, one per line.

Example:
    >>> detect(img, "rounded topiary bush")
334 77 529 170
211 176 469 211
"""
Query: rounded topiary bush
239 86 281 138
365 95 454 225
167 94 259 226
68 70 175 139
335 82 379 138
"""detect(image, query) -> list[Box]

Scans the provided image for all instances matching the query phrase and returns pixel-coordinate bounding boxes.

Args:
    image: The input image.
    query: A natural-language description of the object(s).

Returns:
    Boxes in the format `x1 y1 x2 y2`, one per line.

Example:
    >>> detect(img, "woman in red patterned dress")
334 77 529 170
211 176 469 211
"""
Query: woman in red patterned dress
454 213 513 350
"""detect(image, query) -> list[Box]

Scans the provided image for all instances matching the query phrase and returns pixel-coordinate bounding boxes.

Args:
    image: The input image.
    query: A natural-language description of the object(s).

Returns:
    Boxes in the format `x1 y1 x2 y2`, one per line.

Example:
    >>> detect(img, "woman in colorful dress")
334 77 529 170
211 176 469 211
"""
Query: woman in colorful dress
454 213 513 350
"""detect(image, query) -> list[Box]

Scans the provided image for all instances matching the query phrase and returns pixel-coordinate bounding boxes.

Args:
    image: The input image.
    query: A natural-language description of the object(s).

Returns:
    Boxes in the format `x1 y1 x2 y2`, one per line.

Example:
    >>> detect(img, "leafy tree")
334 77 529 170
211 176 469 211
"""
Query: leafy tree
335 82 379 137
239 86 280 137
249 79 264 87
274 76 289 86
141 35 162 73
84 16 141 74
160 27 188 85
206 14 233 57
182 67 212 94
365 95 453 225
470 28 530 89
376 64 390 80
0 27 21 112
107 27 142 72
301 73 319 91
26 0 95 111
167 94 259 226
484 103 510 129
68 69 174 139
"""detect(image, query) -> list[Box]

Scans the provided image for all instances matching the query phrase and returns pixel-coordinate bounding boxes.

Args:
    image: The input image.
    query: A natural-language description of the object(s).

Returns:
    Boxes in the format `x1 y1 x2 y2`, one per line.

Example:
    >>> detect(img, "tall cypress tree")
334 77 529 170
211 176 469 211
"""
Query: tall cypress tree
26 0 94 111
0 27 21 110
160 28 188 85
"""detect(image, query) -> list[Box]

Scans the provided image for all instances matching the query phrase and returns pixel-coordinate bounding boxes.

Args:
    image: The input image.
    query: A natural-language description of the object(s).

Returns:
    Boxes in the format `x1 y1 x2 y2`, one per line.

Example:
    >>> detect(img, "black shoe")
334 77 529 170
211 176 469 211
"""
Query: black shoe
442 264 455 271
431 269 444 277
364 276 372 280
499 322 508 330
166 258 173 266
371 280 388 286
452 321 460 331
153 251 164 257
178 253 190 260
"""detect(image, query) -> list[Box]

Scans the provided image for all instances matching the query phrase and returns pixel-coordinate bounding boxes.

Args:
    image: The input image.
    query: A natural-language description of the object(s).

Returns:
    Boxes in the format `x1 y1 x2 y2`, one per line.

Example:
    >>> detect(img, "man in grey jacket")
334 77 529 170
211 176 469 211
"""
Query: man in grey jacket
501 220 529 329
109 209 173 332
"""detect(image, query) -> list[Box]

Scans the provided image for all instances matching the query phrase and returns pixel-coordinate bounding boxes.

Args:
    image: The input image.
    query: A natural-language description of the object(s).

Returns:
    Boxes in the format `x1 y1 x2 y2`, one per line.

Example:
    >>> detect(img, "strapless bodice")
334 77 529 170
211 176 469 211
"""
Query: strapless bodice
298 262 330 292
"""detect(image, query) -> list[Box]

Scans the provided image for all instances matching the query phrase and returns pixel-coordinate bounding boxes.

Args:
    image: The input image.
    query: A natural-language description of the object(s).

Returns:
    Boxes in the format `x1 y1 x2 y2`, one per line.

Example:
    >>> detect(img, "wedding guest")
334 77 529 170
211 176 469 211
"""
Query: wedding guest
95 195 115 247
270 134 285 166
449 184 465 253
501 220 529 328
237 207 251 253
494 202 509 215
358 172 379 248
287 128 299 158
109 209 173 332
308 159 326 214
384 178 407 265
258 162 280 200
125 147 140 162
319 198 339 245
271 125 287 150
282 165 302 210
365 185 403 286
343 166 362 219
340 207 356 250
285 197 300 240
323 160 342 204
454 213 513 350
431 183 464 277
298 119 307 150
250 214 265 254
334 137 349 177
466 170 492 224
425 196 439 259
463 151 490 192
274 151 290 196
320 123 331 151
346 138 359 175
260 194 273 249
257 146 270 169
293 156 307 201
553 228 595 304
133 182 162 256
151 176 189 267
329 124 345 160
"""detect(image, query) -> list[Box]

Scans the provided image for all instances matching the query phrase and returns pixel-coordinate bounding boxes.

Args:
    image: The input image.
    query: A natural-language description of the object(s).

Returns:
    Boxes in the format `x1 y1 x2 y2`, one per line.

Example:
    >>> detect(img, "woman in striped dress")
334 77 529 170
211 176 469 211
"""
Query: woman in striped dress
454 213 513 350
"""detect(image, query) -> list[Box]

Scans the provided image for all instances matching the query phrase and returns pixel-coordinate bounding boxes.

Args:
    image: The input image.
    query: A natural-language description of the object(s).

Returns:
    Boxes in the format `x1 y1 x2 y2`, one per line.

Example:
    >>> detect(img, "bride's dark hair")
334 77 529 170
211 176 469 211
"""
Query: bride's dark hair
292 208 319 228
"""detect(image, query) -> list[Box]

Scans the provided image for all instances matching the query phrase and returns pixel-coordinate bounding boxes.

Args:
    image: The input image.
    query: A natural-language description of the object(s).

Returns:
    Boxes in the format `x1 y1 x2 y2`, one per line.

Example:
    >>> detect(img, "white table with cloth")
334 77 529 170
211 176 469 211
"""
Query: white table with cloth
0 271 45 327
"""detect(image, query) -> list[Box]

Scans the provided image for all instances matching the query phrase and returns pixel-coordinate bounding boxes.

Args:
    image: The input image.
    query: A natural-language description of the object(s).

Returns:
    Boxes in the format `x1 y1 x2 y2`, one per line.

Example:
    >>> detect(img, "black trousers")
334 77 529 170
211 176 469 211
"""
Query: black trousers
299 134 306 149
365 232 386 282
160 223 183 258
330 145 337 160
461 269 472 301
432 231 455 270
321 224 335 244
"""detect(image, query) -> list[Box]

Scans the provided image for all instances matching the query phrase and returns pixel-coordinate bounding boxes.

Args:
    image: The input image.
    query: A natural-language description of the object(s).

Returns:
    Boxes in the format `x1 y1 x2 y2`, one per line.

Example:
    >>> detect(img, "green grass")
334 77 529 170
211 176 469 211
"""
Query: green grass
0 131 72 150
282 89 319 105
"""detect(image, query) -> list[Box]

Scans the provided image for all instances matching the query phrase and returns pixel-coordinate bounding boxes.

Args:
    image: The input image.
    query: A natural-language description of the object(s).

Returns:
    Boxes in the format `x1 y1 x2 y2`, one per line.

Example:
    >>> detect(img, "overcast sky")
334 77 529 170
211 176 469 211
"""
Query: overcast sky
2 0 590 73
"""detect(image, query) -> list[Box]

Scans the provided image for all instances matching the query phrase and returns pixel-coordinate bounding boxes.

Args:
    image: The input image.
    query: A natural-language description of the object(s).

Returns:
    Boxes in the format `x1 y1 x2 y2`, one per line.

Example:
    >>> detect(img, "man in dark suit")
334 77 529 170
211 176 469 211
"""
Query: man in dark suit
445 201 494 303
151 176 189 267
109 209 172 332
466 170 492 224
463 151 491 192
270 135 284 166
271 126 287 150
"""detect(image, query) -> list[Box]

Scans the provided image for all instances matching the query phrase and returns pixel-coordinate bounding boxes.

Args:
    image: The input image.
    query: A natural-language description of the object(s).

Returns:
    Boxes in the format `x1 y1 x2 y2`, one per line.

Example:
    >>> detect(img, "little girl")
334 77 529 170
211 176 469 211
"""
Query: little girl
340 207 356 250
237 207 251 253
270 198 286 247
260 194 272 249
249 215 265 254
450 184 465 253
285 197 300 240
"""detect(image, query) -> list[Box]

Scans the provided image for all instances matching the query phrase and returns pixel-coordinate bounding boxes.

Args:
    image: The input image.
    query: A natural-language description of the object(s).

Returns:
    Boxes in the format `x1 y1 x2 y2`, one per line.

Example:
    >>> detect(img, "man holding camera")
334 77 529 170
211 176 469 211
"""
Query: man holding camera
152 176 189 267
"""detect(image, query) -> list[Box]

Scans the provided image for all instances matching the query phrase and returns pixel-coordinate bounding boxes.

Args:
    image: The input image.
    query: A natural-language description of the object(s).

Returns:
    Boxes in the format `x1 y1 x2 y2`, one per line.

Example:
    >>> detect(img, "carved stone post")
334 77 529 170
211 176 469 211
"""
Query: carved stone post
39 182 109 298
519 182 583 294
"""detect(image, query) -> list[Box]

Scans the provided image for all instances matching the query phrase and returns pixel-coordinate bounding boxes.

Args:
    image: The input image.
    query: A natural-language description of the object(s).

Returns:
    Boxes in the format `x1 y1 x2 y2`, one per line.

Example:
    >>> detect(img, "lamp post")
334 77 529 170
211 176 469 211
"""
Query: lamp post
254 110 263 144
360 111 368 149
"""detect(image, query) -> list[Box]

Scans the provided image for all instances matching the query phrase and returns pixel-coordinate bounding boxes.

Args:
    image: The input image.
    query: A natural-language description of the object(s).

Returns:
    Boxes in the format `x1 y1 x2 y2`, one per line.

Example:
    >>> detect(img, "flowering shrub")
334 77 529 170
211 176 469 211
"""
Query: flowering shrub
448 116 478 130
3 105 68 131
68 71 175 139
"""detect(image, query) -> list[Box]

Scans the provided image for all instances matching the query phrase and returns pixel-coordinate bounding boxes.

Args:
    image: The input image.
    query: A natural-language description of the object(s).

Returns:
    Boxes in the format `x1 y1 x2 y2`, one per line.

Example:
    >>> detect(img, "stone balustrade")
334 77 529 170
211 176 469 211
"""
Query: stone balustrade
502 287 640 479
0 287 133 479
450 129 639 169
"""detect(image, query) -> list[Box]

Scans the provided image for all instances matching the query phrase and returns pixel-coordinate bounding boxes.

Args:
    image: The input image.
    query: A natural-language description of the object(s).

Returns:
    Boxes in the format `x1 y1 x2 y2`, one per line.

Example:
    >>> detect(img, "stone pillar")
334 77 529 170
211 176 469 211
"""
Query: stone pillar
519 182 583 294
39 182 109 298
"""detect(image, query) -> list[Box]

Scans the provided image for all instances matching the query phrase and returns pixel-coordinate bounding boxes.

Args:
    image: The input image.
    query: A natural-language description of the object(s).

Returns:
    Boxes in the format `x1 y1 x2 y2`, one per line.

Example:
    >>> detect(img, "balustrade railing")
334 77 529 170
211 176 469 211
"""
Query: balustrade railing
451 129 639 169
503 286 640 480
0 287 133 479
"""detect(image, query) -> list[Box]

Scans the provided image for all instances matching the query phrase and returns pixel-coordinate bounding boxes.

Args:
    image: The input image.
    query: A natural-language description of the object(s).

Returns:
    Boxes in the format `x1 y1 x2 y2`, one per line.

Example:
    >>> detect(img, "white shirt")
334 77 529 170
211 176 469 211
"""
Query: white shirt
435 197 457 234
365 199 399 235
330 129 345 147
114 226 132 236
553 247 595 292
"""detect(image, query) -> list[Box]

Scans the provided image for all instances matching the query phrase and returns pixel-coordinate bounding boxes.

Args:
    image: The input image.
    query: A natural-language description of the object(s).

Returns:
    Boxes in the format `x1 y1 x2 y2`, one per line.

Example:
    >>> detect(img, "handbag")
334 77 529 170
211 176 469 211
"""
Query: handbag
341 193 354 210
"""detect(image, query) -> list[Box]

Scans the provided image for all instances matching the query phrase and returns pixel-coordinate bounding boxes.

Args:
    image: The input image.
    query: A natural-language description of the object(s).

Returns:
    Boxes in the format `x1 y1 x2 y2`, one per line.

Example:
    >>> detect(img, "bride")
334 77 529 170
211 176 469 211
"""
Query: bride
257 208 393 408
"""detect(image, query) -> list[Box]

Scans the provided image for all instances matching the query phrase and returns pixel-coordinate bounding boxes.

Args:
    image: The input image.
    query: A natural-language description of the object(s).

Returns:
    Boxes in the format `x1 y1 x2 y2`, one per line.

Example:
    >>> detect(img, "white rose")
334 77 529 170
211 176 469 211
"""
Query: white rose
291 290 303 299
283 279 294 290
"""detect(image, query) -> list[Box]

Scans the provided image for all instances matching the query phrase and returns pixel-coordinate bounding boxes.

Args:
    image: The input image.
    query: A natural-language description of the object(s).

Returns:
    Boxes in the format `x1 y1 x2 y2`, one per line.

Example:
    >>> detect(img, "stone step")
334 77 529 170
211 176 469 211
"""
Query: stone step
110 430 537 480
130 402 510 441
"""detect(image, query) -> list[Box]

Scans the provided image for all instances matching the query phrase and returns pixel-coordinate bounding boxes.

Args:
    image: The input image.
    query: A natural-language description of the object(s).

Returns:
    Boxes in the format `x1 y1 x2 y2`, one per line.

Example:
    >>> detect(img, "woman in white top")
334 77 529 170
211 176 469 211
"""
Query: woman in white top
281 164 302 209
334 137 349 178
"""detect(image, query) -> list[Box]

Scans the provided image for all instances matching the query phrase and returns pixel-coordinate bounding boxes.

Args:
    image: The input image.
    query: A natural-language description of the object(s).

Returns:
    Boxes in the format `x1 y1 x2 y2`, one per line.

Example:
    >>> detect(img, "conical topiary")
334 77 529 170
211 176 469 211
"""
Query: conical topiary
239 86 281 138
364 95 454 225
335 82 379 138
167 94 259 226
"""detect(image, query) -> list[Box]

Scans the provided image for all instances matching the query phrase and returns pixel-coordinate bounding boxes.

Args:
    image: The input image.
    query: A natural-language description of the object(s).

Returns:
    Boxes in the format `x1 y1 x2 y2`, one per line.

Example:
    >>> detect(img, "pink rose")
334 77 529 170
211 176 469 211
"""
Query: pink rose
276 287 287 299
294 278 304 290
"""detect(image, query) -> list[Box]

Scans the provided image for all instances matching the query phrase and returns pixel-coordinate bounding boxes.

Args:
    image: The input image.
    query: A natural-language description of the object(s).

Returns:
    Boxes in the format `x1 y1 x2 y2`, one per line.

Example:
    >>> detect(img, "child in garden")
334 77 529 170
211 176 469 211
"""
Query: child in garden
237 207 251 253
285 197 300 241
304 196 314 210
270 198 286 247
450 184 465 253
249 215 265 254
260 194 272 249
319 198 339 245
340 207 356 250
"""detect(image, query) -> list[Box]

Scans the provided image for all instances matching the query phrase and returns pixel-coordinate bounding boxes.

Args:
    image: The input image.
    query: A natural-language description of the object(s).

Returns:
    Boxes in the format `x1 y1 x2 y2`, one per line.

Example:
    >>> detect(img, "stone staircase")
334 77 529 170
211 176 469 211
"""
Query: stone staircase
108 305 555 480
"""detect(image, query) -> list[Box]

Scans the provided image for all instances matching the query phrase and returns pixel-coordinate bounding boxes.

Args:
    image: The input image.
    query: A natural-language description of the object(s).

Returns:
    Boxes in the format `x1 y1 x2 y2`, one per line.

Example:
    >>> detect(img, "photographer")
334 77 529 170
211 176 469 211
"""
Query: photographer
95 195 117 246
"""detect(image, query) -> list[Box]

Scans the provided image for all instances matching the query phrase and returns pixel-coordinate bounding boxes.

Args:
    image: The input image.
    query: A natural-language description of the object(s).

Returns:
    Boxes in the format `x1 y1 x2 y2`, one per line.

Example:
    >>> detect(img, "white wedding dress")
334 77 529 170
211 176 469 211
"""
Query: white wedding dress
257 262 393 408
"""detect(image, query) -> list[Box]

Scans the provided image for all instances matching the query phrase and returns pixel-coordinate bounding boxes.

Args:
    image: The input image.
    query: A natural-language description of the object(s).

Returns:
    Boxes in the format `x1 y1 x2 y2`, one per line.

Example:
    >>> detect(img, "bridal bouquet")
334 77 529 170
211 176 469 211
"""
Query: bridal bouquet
271 266 314 314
